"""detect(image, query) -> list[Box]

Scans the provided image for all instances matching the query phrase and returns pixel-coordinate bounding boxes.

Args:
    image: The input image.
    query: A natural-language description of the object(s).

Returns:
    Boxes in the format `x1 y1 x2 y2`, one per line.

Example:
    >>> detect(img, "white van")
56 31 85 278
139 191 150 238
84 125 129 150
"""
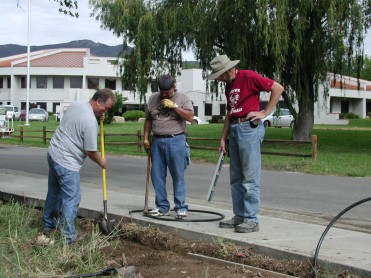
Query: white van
0 105 21 120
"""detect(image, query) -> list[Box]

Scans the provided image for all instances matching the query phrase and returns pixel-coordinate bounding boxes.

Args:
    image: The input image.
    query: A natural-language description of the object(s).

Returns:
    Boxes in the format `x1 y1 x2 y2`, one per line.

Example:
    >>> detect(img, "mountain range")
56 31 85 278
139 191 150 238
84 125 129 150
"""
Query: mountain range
0 40 126 58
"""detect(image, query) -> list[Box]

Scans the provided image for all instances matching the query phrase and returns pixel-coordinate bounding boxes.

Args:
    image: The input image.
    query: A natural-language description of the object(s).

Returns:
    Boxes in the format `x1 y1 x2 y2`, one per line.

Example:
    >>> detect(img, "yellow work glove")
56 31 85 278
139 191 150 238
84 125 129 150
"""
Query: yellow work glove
161 99 178 109
143 140 151 155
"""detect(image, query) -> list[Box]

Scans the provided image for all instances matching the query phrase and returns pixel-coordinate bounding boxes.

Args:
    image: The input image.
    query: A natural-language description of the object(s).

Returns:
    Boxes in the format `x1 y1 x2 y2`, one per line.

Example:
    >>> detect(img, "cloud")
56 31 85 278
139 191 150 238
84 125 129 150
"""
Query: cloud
0 0 121 46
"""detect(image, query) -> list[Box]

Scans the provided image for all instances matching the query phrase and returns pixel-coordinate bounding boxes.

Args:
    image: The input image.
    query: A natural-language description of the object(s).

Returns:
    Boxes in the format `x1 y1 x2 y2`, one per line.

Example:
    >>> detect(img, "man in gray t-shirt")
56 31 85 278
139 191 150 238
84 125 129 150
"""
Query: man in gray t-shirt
144 75 194 219
43 88 116 244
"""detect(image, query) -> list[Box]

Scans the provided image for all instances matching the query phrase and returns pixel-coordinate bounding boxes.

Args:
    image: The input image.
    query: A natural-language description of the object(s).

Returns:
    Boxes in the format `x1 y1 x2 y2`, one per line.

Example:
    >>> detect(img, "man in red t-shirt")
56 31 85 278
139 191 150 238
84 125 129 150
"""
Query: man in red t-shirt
209 54 284 233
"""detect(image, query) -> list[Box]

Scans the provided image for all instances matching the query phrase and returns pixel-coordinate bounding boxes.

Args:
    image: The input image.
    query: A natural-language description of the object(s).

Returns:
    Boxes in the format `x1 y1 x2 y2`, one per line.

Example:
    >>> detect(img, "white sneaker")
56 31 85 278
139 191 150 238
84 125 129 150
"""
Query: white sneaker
176 209 187 219
149 207 171 216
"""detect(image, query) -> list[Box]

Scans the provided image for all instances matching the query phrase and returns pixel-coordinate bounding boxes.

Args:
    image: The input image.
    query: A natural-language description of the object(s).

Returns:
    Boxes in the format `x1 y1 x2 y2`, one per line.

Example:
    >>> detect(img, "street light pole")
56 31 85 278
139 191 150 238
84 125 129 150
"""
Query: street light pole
25 0 31 126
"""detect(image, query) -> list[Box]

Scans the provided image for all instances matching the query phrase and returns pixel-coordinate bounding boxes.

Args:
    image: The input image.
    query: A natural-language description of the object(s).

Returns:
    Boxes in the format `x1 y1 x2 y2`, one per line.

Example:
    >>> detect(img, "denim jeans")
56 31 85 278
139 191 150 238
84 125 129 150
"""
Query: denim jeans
150 134 189 212
228 120 265 222
44 153 81 243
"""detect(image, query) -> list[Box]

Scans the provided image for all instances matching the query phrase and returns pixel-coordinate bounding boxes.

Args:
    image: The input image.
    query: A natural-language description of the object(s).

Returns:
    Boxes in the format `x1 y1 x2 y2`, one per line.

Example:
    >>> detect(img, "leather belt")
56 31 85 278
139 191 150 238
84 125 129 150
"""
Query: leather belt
153 132 184 138
229 116 251 125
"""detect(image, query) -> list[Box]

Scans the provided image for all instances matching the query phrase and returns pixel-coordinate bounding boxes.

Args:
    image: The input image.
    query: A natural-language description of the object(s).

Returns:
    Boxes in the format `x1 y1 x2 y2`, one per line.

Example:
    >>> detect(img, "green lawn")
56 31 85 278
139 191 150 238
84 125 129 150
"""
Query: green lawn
2 118 371 177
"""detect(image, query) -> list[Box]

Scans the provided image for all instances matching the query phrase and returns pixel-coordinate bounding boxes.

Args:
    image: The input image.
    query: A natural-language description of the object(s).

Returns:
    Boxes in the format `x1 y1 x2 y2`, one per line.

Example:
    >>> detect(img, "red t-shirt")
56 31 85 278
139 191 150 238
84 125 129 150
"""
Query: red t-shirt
225 70 275 118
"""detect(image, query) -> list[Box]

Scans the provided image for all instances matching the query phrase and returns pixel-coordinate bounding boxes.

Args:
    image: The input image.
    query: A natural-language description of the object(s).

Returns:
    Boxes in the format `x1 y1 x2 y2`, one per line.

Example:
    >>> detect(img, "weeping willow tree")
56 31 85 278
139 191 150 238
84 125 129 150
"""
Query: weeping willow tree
89 0 370 141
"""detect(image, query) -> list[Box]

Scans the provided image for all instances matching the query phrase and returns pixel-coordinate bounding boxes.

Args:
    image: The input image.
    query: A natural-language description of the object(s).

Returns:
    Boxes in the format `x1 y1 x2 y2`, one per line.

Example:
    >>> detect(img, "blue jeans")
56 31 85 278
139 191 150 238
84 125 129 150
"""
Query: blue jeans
150 134 189 212
228 121 265 222
44 153 81 243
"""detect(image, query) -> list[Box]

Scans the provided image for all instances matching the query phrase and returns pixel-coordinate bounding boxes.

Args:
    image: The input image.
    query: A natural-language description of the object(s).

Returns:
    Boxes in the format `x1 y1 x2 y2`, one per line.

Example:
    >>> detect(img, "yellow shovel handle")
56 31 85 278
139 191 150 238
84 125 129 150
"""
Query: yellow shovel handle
100 119 107 201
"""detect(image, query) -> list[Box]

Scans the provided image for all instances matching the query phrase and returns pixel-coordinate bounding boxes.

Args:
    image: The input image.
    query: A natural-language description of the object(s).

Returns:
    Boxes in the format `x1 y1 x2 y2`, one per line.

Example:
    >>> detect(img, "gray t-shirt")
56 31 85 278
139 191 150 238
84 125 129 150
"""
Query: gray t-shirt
48 101 98 171
145 92 193 135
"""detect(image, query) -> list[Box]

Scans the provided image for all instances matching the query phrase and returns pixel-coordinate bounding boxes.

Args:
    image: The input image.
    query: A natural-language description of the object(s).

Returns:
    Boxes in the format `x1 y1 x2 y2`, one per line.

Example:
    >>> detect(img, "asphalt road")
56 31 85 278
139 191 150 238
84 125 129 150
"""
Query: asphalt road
1 144 371 231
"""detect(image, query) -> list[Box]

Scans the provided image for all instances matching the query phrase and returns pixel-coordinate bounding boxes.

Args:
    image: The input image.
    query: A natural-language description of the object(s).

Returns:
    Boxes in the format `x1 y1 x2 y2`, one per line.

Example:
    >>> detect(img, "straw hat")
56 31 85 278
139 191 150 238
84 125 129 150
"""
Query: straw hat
208 55 240 80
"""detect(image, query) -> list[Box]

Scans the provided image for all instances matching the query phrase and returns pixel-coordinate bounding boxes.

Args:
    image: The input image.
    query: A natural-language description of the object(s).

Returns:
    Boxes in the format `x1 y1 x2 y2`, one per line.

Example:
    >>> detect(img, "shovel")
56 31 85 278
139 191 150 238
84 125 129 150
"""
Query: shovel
98 119 116 235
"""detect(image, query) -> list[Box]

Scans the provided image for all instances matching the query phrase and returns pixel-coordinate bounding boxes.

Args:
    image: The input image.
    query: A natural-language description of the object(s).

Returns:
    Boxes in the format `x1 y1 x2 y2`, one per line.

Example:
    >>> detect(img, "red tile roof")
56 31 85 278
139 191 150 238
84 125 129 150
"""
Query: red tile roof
15 51 86 68
0 49 88 68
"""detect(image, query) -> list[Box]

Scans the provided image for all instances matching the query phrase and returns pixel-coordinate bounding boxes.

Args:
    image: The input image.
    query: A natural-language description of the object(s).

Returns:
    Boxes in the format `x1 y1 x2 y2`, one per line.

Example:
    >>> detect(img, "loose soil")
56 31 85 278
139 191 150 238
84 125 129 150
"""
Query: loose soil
58 217 358 278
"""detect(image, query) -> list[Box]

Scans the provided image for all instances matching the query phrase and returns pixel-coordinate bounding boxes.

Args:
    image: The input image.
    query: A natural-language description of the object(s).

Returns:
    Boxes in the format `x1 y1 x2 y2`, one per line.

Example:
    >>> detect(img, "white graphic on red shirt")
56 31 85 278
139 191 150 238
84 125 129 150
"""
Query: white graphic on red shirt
229 92 240 108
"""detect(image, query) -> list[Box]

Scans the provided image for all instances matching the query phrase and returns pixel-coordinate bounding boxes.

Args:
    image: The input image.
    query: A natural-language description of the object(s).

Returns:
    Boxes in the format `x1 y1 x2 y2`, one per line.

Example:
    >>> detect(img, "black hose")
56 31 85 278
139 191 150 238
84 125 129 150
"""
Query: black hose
66 267 118 278
313 196 371 278
129 209 225 222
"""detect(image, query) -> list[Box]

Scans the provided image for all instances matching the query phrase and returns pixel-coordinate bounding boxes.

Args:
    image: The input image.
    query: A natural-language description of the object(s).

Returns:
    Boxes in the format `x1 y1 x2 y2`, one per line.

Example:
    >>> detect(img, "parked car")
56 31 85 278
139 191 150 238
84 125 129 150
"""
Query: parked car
28 108 49 122
187 116 202 125
192 116 201 125
262 109 295 128
0 105 21 120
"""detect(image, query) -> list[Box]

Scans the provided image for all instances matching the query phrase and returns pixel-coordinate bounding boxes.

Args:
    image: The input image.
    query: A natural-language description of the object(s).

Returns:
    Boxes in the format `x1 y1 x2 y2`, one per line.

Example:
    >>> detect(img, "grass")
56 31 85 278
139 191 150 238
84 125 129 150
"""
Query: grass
2 118 371 177
0 200 113 277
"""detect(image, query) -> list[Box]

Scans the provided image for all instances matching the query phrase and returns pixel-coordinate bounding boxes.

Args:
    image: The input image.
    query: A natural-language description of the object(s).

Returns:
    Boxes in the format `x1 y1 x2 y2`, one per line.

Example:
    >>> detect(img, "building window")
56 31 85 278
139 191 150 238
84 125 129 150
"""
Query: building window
36 76 47 88
341 100 349 113
366 101 371 115
21 76 31 89
21 77 26 88
70 77 83 88
220 104 226 116
205 103 212 116
88 78 99 89
7 77 11 88
21 76 32 88
105 78 116 90
53 102 61 114
53 77 64 89
34 102 47 110
0 77 3 88
193 106 198 116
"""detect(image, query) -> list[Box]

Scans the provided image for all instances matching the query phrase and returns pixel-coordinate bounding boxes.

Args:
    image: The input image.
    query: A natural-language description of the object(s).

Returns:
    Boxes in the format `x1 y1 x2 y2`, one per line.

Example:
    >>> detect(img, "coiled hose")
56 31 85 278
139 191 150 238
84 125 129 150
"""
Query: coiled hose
313 196 371 277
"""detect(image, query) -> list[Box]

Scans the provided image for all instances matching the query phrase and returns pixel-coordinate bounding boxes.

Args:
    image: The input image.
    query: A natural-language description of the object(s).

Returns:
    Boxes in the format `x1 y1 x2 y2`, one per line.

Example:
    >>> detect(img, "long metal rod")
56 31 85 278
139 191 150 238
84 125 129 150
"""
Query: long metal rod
206 151 226 202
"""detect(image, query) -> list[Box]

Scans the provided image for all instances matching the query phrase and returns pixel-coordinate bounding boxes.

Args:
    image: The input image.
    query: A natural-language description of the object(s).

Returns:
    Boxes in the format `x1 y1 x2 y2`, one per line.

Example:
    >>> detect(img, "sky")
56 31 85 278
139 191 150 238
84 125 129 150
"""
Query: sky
0 0 370 58
0 0 122 46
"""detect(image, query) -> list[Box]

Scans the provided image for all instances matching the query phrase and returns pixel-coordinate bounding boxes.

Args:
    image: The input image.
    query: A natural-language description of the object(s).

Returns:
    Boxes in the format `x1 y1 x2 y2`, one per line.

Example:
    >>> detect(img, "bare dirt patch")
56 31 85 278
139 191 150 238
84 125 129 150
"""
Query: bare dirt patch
26 209 362 278
76 217 316 277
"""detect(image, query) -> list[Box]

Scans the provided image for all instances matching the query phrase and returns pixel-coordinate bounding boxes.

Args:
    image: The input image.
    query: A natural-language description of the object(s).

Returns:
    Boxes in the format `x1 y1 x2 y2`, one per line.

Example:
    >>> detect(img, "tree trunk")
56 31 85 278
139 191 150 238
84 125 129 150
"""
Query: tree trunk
292 84 314 141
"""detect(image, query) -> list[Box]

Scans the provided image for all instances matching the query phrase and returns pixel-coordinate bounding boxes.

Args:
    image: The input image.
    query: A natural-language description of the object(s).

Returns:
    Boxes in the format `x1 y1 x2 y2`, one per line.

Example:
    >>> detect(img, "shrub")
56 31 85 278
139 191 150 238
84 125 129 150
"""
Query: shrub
123 110 145 121
210 115 224 123
340 112 359 119
105 92 128 124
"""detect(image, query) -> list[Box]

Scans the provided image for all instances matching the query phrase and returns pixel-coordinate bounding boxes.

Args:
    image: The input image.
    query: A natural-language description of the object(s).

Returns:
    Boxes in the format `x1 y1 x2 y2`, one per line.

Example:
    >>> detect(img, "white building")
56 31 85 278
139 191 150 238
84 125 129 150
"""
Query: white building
0 48 370 124
314 75 371 124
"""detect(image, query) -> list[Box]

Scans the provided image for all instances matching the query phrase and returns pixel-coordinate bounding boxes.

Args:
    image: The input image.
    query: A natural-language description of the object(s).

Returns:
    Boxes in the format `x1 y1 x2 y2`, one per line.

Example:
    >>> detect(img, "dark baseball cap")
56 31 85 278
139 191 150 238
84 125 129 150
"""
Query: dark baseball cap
158 75 176 91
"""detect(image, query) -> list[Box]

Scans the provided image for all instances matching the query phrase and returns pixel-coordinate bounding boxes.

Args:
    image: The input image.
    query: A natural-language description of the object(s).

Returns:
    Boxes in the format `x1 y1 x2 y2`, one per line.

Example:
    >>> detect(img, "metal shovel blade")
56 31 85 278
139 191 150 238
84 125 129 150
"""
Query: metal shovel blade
98 218 117 236
98 201 116 236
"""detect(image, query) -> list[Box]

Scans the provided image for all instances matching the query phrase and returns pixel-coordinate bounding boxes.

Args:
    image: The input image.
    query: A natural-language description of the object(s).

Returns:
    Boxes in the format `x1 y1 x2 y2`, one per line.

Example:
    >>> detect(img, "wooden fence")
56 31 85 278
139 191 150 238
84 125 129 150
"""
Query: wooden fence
11 127 317 160
187 135 317 160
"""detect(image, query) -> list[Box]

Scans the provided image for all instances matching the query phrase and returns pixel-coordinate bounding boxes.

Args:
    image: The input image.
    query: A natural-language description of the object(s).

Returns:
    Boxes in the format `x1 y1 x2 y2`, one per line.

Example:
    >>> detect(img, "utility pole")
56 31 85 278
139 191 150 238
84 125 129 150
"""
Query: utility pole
25 0 31 126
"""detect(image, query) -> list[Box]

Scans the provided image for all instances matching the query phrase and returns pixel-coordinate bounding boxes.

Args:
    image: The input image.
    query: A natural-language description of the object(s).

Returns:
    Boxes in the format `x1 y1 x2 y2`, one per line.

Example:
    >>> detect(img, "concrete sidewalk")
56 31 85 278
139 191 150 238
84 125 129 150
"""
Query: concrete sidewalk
0 169 370 277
